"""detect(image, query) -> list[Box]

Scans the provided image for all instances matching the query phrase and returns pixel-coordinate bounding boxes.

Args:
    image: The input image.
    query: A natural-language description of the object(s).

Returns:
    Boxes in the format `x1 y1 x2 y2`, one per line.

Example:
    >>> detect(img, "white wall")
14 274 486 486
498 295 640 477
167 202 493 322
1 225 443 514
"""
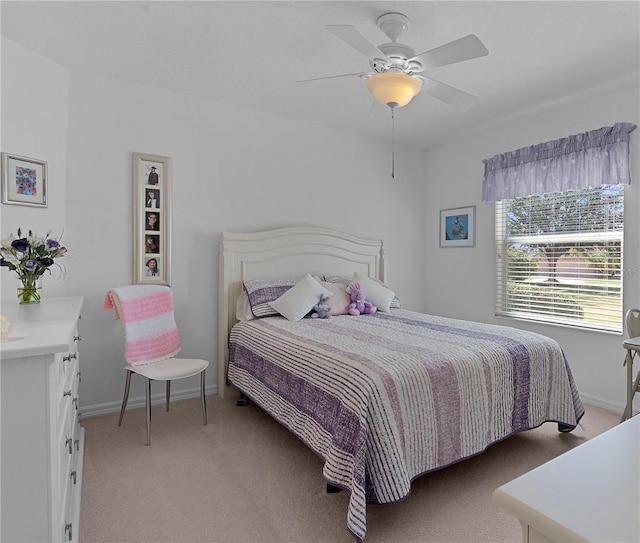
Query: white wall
4 36 638 418
34 51 424 415
424 77 640 413
0 38 69 299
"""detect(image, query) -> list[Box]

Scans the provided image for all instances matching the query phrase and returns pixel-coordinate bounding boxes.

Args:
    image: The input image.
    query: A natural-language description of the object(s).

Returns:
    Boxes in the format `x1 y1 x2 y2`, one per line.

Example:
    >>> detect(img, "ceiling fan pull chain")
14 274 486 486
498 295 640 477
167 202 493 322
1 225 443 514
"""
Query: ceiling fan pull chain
391 106 395 179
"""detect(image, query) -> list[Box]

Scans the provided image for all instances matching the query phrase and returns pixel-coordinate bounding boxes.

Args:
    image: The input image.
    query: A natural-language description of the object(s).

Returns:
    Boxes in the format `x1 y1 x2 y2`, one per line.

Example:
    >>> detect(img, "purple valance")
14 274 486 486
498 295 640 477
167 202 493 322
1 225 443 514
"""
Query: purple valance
482 122 637 203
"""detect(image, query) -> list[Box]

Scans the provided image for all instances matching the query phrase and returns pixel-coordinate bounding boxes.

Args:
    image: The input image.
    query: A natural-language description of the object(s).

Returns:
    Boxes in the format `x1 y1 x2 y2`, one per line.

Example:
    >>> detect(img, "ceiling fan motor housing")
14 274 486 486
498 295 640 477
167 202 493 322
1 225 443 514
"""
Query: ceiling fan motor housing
375 42 421 73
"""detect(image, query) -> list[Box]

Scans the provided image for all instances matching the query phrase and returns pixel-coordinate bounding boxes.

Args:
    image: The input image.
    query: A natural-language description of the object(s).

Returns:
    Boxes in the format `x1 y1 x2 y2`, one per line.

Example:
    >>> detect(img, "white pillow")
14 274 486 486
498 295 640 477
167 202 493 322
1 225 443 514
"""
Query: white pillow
235 291 255 321
269 274 331 322
348 272 396 312
321 282 352 316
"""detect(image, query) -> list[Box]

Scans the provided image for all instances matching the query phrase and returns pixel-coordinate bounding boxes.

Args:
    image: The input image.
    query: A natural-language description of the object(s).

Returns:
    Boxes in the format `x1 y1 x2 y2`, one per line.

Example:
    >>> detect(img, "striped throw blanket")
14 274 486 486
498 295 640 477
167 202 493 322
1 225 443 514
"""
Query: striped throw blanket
228 309 584 542
104 285 180 366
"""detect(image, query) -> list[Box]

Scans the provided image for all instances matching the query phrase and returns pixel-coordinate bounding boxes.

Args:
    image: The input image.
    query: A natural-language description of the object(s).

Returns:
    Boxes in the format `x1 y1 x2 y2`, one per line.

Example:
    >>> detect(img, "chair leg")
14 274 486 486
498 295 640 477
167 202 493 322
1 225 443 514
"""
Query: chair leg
166 380 171 412
621 351 635 422
145 377 152 446
201 370 207 425
117 371 133 426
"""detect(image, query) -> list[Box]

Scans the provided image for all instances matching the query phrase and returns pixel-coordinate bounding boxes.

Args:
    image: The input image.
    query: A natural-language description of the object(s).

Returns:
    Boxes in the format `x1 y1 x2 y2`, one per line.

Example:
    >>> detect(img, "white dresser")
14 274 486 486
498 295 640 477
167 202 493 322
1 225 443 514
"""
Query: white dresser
1 297 84 543
493 415 639 542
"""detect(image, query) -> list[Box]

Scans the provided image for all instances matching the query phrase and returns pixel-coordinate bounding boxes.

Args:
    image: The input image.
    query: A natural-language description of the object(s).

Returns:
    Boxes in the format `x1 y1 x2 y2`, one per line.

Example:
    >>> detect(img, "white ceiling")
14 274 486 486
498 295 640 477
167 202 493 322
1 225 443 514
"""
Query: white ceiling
2 1 639 149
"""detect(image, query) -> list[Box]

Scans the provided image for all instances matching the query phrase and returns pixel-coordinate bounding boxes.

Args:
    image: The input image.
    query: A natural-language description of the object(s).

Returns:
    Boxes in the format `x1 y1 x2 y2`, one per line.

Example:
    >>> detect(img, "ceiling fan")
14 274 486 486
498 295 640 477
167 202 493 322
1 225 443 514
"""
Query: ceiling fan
297 12 489 112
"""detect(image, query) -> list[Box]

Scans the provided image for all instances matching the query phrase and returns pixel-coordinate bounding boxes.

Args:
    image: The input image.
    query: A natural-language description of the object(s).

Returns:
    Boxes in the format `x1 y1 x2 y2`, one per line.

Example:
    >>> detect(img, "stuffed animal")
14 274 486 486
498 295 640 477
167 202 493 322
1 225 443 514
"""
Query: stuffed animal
348 283 377 316
311 293 332 319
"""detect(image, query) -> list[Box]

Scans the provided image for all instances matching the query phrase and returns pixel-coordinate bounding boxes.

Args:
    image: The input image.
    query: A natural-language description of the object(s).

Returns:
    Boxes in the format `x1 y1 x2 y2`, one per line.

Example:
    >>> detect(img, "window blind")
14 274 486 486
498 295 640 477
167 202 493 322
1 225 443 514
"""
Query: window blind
495 185 624 332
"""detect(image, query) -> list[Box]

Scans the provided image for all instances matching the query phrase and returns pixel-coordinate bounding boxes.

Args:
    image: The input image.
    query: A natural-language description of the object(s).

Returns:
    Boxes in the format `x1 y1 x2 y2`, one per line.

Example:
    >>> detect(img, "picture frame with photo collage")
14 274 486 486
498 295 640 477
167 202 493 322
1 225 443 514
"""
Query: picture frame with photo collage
133 152 171 285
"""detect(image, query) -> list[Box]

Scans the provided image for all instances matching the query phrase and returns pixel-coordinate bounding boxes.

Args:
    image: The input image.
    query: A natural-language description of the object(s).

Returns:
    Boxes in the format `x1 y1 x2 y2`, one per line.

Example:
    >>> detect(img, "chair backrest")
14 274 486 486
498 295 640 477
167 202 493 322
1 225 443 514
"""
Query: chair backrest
626 308 640 339
105 285 181 365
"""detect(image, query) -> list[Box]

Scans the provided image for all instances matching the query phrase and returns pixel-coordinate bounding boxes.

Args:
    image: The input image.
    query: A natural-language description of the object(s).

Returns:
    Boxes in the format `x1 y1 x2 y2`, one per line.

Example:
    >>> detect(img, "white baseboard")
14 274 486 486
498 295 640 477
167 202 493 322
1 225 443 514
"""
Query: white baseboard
79 384 218 418
79 386 632 420
580 393 632 416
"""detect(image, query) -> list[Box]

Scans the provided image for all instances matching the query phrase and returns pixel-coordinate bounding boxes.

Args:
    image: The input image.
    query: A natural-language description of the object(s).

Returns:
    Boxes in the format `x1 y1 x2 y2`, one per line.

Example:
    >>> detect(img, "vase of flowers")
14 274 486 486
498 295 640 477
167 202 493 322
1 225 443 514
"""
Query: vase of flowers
1 228 67 304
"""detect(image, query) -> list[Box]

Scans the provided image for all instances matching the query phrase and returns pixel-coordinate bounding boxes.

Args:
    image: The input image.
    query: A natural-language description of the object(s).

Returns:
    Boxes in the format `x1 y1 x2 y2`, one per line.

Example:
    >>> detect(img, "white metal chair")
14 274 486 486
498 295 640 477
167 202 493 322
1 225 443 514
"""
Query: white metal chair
105 285 209 445
621 308 640 422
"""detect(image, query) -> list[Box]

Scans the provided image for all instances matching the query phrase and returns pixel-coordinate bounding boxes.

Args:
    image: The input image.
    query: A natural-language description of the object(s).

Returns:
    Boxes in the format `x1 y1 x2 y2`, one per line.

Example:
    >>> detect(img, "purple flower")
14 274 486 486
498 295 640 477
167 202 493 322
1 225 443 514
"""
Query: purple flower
21 260 38 272
45 239 60 250
40 257 54 268
0 258 8 267
11 238 29 252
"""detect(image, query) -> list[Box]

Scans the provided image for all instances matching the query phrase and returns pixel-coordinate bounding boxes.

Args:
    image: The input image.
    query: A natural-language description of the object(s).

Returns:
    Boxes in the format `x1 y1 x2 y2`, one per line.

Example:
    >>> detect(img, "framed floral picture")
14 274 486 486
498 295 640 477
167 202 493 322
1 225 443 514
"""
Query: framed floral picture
1 153 48 207
133 152 171 285
440 205 476 247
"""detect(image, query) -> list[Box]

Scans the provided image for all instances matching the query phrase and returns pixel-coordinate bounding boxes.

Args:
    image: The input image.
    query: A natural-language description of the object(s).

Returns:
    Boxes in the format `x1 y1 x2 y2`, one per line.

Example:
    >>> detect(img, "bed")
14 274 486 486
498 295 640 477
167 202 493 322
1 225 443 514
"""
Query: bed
217 226 584 542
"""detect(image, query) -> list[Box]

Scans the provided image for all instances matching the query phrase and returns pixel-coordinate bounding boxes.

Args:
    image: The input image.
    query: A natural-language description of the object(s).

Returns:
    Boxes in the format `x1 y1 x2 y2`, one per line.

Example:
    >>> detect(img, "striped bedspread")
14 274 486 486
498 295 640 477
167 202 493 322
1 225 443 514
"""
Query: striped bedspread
228 309 584 542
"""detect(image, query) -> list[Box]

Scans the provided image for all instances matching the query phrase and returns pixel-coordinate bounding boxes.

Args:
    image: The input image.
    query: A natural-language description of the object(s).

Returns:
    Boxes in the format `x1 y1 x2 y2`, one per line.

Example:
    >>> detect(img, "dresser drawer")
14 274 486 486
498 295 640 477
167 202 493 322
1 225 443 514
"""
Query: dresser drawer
62 429 84 543
51 351 78 425
55 399 74 497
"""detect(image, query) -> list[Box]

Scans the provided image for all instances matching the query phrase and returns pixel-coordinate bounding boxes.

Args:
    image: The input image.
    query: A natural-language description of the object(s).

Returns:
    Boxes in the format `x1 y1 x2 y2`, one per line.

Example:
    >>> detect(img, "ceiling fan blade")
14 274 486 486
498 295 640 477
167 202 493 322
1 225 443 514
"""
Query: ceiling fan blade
421 77 479 111
410 34 488 71
325 25 389 61
293 72 367 84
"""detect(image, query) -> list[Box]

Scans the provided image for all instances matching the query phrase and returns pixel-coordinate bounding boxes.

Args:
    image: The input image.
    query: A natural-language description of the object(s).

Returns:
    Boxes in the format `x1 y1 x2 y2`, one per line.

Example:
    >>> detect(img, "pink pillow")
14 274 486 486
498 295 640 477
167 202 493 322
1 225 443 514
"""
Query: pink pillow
321 282 352 316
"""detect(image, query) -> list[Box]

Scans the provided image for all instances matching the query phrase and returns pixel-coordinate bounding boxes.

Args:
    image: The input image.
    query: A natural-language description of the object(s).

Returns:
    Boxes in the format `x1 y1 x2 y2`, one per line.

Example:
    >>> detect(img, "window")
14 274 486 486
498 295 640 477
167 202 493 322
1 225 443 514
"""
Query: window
495 184 624 332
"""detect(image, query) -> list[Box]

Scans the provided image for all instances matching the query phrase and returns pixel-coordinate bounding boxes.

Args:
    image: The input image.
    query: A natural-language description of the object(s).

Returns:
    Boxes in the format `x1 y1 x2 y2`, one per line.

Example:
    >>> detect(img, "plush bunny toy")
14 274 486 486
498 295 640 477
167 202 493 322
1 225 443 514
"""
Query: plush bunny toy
311 293 332 319
348 283 377 316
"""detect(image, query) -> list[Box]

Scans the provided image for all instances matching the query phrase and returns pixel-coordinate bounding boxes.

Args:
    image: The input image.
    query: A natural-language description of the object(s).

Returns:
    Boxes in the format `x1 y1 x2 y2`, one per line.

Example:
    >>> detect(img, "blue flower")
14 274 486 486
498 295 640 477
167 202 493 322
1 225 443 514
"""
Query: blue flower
11 238 29 253
40 257 54 268
45 239 60 251
21 260 38 272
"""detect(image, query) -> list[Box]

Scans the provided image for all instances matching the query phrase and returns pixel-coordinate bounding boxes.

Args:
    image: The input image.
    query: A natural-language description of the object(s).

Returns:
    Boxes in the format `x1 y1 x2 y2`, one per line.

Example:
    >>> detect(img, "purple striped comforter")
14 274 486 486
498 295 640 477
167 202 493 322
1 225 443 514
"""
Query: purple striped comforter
228 310 584 541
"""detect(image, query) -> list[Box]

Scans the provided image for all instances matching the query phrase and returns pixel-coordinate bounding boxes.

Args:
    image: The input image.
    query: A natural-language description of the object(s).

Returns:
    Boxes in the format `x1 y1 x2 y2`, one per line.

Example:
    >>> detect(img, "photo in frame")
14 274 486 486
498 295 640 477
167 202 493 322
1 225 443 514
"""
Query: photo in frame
133 152 171 285
1 153 47 207
440 205 476 247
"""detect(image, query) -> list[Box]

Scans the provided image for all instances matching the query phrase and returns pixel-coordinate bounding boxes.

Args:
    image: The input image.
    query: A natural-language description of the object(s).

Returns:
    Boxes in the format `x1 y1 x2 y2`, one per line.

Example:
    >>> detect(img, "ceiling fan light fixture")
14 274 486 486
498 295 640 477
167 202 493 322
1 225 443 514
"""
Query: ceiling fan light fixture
366 72 421 108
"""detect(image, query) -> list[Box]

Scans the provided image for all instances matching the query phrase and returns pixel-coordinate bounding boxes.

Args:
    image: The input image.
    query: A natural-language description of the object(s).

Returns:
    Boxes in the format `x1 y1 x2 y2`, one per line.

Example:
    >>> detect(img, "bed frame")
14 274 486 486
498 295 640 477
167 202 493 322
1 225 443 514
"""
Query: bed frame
217 226 386 399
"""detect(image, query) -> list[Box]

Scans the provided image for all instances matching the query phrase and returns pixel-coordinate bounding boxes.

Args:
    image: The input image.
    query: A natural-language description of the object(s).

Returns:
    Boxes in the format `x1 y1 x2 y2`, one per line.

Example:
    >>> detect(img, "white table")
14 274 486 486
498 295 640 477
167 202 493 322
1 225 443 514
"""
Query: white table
493 415 639 543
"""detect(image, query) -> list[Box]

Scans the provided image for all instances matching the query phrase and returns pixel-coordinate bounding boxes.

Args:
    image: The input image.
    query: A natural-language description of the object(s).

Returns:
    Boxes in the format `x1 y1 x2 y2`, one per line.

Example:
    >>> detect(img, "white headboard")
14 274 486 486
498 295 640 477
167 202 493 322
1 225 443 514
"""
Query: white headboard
217 226 386 398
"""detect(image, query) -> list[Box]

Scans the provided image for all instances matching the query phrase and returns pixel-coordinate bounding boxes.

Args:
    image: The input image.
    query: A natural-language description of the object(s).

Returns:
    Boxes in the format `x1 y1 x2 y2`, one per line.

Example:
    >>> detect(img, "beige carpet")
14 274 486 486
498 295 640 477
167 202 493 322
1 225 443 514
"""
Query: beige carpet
80 395 618 543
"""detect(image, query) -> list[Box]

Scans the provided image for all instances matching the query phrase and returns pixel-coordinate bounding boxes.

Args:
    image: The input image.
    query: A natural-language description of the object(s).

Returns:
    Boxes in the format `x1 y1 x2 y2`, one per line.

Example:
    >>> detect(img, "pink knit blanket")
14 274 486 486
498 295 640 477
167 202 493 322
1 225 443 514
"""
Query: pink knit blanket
104 285 181 366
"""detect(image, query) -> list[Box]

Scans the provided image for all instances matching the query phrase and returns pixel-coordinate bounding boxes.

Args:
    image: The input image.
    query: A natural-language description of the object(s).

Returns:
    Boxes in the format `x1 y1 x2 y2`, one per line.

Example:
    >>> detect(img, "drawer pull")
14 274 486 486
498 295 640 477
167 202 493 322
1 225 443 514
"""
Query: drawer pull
63 353 78 362
75 438 80 451
70 470 77 485
65 522 72 541
66 438 73 454
74 334 82 342
63 389 72 398
72 397 78 409
77 371 82 382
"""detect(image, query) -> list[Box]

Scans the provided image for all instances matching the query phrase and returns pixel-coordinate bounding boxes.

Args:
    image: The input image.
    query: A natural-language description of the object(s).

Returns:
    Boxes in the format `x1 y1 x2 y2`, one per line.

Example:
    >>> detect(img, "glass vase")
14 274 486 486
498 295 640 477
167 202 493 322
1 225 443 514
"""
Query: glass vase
17 276 42 304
